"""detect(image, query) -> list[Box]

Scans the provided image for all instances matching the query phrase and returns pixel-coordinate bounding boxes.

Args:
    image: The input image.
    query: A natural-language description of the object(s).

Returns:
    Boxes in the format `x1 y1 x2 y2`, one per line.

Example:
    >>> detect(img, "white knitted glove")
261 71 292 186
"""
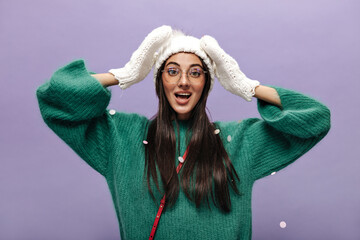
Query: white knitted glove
109 25 172 89
200 35 260 102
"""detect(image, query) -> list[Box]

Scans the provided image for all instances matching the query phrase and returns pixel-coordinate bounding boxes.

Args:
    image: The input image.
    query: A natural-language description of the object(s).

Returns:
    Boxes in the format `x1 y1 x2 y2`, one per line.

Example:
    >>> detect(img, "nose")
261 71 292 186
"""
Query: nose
177 70 190 88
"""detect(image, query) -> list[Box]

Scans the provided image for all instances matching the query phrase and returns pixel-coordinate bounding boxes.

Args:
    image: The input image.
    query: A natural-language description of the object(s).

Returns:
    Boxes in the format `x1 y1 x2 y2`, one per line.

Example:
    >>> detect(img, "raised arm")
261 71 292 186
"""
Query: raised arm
200 35 330 181
91 73 118 87
248 86 330 180
254 85 282 108
37 60 113 176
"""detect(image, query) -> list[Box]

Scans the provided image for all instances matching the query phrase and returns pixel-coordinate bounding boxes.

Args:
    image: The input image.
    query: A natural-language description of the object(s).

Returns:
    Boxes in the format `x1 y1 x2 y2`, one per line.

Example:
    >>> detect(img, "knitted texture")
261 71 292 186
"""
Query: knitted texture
36 60 331 240
200 35 260 101
109 25 172 89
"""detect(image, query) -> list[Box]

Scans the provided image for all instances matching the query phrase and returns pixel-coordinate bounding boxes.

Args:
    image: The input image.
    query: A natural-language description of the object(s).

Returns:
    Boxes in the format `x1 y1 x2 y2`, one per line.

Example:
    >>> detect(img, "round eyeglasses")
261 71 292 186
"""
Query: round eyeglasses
161 66 207 84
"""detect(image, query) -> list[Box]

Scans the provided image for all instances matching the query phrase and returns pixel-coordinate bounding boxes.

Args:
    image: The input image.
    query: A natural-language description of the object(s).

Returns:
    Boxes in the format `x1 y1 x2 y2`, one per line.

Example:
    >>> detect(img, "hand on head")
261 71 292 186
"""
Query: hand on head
109 26 260 102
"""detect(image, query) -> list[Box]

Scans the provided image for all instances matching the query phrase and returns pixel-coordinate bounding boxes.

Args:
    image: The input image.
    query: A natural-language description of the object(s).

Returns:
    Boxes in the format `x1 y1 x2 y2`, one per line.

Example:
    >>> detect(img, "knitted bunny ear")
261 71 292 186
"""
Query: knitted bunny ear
109 25 172 89
200 35 260 101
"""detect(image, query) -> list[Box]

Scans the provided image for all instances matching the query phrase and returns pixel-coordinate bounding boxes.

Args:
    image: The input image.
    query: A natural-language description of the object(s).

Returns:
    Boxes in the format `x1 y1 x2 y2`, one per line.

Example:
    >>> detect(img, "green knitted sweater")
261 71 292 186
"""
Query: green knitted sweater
36 60 331 240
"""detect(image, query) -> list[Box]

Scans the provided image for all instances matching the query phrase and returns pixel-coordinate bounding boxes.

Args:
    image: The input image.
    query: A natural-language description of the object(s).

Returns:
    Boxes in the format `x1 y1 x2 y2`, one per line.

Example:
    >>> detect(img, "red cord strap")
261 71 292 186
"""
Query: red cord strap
149 147 189 240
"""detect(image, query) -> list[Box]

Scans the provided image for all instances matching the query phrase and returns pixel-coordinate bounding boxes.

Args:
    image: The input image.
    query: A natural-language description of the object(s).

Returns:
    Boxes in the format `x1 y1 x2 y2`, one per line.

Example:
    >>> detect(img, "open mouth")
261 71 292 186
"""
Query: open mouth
175 93 192 99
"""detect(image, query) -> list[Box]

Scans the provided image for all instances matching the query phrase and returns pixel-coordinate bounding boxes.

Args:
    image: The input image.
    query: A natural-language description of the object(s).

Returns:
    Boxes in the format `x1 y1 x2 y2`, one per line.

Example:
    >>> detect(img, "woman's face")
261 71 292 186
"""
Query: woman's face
162 53 206 120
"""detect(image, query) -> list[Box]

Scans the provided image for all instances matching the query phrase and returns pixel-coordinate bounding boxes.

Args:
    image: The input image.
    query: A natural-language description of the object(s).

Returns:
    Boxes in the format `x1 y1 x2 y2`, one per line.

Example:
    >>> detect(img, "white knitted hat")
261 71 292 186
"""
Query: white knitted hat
153 30 215 91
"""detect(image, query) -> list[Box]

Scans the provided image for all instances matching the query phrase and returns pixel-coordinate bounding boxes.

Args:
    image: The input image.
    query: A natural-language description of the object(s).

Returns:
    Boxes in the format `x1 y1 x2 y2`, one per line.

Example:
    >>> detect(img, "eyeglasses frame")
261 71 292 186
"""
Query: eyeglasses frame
161 66 208 84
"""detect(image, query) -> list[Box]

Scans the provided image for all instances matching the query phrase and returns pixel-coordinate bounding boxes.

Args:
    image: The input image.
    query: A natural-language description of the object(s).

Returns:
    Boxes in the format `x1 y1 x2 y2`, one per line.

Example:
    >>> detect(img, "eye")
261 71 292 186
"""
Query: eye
189 68 202 78
166 67 179 76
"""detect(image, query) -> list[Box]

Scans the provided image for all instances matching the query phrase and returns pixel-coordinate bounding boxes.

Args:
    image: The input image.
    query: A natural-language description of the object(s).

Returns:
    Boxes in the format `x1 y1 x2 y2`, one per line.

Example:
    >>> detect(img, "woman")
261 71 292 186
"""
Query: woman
37 26 331 240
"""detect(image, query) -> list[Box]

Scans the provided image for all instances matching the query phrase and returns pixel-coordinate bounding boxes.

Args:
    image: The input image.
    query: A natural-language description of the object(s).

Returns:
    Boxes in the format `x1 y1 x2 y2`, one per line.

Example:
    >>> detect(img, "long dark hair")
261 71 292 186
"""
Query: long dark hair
145 56 240 212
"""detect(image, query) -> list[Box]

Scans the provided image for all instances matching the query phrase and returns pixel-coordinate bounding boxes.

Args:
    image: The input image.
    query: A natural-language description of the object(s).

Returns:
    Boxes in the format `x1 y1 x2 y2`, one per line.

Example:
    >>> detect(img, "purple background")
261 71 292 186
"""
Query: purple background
1 0 359 239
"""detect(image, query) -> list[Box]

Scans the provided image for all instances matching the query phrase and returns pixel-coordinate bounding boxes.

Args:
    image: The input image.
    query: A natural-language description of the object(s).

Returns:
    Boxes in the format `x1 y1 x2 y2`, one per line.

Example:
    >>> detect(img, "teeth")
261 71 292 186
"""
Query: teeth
175 93 191 99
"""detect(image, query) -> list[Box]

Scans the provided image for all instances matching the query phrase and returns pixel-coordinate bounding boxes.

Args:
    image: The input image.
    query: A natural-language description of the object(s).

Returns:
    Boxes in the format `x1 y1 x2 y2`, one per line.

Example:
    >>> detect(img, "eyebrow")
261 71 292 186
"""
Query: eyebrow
165 62 204 69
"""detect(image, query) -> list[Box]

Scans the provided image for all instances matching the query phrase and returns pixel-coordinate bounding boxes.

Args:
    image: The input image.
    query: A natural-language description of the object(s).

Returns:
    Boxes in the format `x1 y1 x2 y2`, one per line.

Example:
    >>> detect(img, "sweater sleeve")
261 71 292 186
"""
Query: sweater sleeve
36 59 113 176
246 86 331 181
